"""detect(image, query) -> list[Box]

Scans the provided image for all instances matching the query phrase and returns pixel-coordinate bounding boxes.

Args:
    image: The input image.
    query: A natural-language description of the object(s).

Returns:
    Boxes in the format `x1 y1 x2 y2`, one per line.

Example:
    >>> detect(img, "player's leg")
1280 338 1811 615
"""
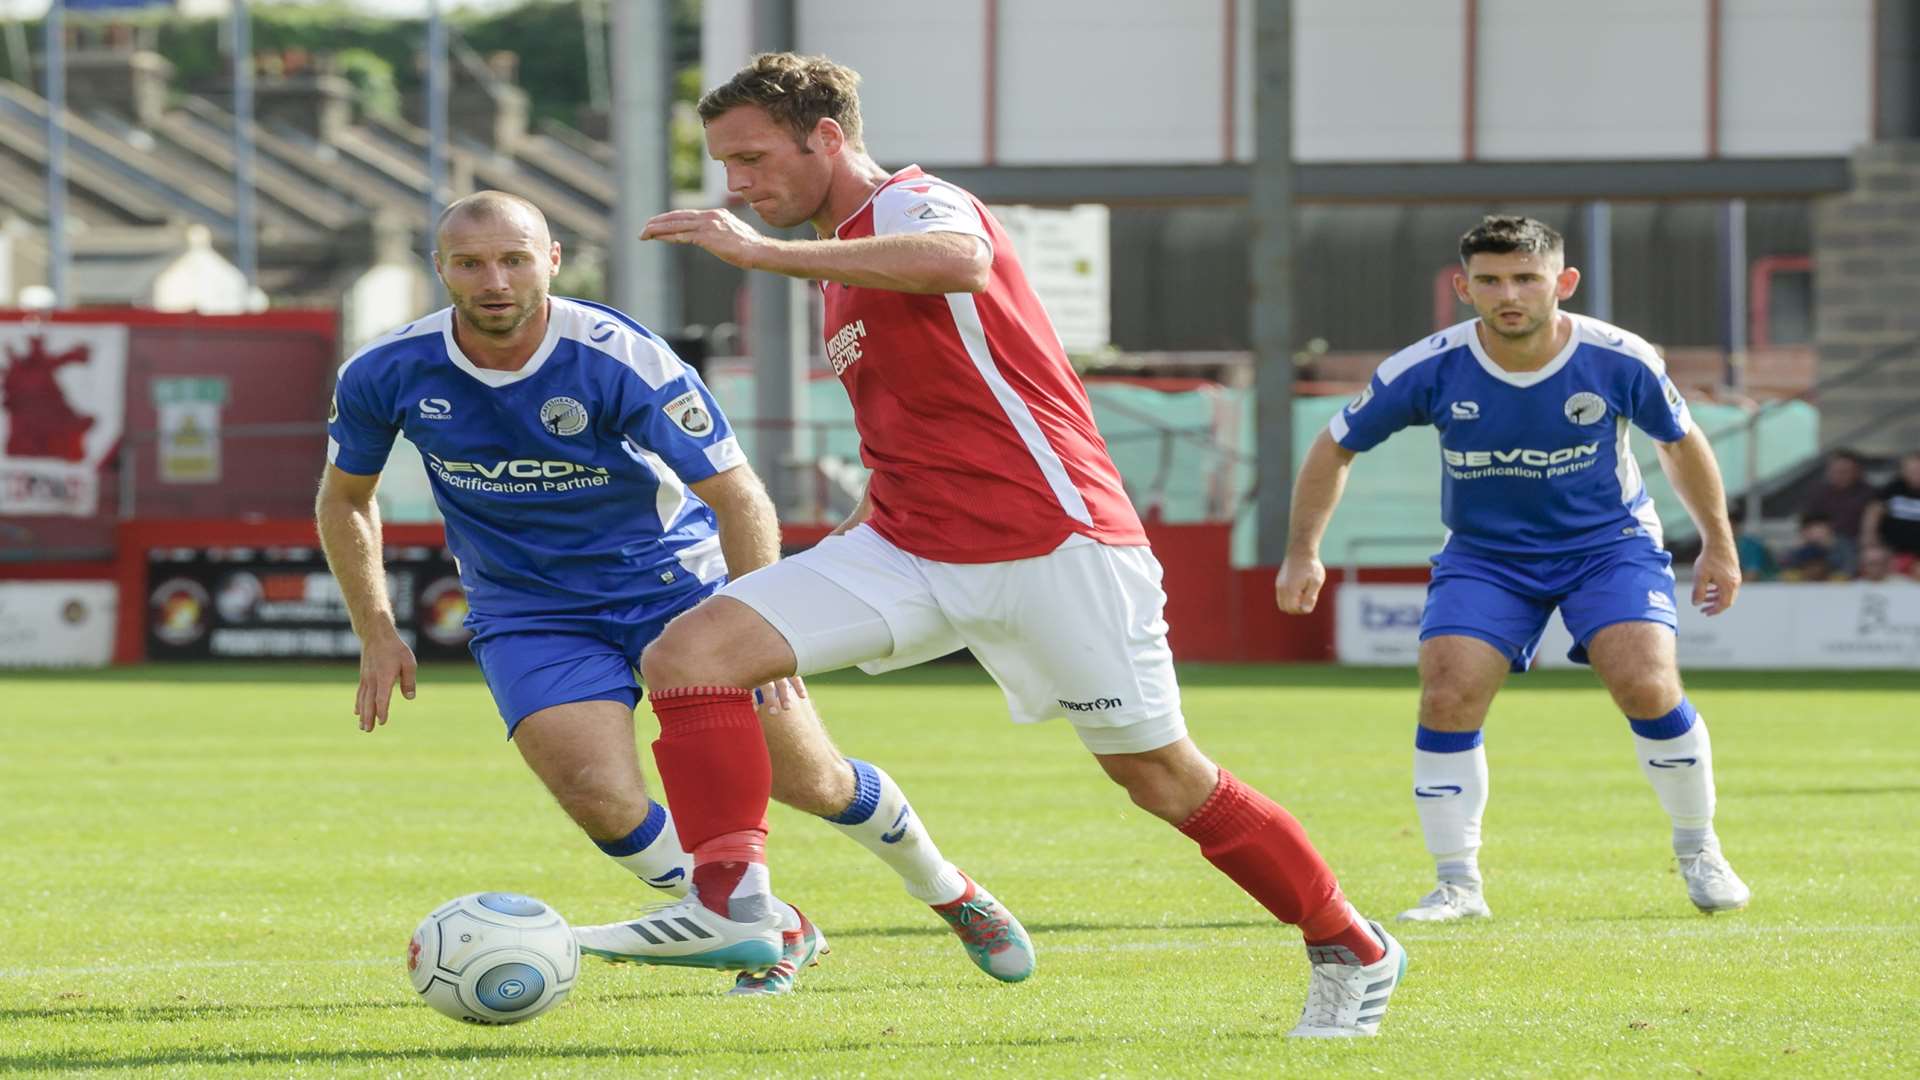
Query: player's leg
942 540 1402 1036
1400 556 1554 921
469 627 690 894
1397 634 1510 922
759 689 969 908
1583 619 1750 913
513 699 689 894
720 532 1034 981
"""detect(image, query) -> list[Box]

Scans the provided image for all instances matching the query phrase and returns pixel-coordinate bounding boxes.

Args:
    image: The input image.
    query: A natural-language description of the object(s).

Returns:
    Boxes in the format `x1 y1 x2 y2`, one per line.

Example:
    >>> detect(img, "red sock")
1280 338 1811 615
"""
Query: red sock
1177 768 1384 965
648 687 771 916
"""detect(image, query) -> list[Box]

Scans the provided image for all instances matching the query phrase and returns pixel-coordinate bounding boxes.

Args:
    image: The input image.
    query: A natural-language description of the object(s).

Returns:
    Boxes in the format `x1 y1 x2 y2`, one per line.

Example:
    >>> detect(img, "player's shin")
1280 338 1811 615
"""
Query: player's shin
822 759 968 904
648 686 775 922
592 799 692 897
1413 726 1489 884
1629 699 1718 855
1177 768 1384 965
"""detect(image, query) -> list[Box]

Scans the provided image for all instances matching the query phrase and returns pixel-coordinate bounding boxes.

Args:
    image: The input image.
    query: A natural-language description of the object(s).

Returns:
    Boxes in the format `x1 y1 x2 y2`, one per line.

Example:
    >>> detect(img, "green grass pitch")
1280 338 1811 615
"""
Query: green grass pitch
2 662 1916 1077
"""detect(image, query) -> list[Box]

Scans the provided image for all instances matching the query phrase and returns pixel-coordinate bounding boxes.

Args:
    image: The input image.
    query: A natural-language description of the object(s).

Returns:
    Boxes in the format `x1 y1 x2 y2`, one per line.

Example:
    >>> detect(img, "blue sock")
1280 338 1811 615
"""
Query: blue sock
593 800 690 894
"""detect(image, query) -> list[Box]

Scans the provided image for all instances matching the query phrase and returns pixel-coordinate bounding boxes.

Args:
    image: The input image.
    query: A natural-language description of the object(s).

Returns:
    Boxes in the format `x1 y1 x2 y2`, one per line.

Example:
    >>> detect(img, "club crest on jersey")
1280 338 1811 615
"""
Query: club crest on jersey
1564 392 1607 426
539 396 589 436
1347 385 1374 414
328 394 338 424
661 390 713 437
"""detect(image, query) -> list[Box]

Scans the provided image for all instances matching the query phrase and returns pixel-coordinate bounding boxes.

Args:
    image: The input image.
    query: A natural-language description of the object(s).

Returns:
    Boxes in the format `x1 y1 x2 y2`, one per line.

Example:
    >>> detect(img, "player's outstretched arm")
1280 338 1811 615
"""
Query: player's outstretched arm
690 463 781 579
315 464 417 731
1275 431 1359 615
1654 428 1742 616
641 208 988 294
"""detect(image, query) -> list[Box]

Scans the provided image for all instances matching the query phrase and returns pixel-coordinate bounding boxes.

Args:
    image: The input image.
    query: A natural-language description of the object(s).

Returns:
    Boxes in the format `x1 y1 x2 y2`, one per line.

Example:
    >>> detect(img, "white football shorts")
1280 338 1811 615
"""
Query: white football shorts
717 524 1186 755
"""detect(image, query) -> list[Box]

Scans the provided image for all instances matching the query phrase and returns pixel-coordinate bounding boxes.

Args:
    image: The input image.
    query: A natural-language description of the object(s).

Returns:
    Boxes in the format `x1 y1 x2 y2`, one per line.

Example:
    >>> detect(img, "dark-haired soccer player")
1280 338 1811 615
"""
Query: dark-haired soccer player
571 53 1406 1038
1277 215 1752 921
317 190 1025 995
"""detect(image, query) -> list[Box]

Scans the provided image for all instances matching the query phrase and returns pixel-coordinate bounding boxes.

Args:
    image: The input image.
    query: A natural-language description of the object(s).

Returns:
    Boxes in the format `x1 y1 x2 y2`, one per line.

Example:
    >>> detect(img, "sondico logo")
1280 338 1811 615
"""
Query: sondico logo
1444 442 1600 479
427 452 611 494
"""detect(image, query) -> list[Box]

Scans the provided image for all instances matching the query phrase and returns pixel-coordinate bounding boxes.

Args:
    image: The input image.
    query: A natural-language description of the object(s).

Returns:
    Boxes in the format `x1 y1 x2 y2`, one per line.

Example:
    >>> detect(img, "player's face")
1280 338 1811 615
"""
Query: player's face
434 213 560 339
705 105 835 230
1903 454 1920 486
1456 251 1579 341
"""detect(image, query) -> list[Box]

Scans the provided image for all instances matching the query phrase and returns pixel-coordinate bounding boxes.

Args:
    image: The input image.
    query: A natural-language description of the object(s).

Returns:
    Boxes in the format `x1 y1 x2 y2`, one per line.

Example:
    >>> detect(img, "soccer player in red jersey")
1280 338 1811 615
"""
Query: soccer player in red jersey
572 53 1405 1036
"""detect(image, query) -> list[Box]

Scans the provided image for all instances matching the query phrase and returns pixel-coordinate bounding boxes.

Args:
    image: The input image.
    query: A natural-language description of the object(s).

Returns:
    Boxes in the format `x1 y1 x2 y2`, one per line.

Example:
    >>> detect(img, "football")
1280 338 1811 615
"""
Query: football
406 892 580 1025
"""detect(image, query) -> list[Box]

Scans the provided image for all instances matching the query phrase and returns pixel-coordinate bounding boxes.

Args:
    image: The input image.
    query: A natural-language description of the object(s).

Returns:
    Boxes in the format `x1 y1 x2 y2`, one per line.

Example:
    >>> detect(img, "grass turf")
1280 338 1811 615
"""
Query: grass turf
1 663 1915 1077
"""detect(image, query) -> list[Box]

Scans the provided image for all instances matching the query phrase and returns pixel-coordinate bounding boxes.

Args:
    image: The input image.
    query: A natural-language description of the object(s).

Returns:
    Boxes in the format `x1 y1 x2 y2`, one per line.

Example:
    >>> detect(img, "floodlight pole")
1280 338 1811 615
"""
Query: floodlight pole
425 0 448 257
609 0 674 325
232 1 257 294
1252 0 1294 566
45 0 68 307
747 0 809 521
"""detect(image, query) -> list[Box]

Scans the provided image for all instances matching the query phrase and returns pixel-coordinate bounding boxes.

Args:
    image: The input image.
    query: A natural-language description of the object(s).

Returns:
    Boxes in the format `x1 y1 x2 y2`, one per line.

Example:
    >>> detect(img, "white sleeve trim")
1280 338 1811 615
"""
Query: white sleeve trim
1328 411 1352 444
703 437 747 473
871 180 992 253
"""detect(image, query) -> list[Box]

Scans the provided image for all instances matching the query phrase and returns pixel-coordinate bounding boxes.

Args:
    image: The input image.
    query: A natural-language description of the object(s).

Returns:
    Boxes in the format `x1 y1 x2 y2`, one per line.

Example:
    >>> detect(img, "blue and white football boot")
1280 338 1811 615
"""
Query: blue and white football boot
574 893 783 974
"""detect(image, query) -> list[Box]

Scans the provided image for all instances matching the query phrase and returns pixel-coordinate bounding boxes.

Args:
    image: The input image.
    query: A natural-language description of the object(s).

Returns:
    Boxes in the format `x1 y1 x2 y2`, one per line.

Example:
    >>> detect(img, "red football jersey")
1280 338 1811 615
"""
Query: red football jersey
821 167 1146 563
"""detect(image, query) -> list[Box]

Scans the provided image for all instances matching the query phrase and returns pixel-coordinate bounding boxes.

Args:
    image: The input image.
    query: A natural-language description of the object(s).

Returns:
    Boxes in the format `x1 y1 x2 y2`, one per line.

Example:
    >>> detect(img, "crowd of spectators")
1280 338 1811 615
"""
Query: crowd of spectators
1734 450 1920 582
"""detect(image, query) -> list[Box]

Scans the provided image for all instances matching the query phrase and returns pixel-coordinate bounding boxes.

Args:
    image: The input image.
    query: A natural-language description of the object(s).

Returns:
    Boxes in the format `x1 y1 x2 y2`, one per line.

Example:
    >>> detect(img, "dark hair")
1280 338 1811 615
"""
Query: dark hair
698 52 864 150
1459 215 1564 265
1798 511 1833 528
1828 448 1864 465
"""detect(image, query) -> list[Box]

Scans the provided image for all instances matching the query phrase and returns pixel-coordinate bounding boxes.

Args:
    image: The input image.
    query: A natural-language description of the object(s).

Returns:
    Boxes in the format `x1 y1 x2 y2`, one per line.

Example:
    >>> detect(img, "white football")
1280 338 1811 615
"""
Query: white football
407 892 579 1025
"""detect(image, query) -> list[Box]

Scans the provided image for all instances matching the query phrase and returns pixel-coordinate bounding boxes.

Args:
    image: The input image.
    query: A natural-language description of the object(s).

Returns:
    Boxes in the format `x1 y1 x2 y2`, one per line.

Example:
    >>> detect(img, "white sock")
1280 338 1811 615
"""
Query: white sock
826 759 968 904
1631 706 1718 856
592 801 691 898
1413 729 1489 885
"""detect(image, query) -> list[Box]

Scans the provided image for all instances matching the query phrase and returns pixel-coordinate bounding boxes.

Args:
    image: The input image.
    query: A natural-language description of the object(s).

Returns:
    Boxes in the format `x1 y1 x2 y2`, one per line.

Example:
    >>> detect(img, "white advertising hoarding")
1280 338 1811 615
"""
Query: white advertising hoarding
1338 582 1920 670
0 323 129 516
0 582 118 667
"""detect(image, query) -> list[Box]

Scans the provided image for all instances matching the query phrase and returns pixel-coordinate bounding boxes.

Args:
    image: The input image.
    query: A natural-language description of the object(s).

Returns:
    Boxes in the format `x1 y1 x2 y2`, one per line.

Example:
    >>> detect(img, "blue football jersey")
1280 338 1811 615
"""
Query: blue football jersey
326 297 746 622
1330 314 1693 557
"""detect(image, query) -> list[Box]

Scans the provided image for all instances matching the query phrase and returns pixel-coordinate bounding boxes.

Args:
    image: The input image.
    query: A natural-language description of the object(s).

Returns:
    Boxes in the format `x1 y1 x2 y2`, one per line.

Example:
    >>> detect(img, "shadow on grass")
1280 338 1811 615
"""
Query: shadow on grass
7 660 1915 694
820 918 1276 942
1738 784 1920 798
0 1028 1283 1072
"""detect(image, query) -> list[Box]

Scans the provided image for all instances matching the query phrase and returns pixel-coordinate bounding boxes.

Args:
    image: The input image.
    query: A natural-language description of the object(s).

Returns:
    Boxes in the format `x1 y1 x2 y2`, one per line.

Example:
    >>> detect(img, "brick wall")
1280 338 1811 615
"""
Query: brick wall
1812 141 1920 457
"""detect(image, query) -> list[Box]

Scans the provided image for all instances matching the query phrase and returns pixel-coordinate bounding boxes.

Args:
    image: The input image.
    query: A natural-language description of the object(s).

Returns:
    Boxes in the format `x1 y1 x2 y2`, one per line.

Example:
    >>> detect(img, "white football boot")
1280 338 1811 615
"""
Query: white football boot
1288 917 1408 1038
574 895 783 973
1395 880 1492 923
1678 843 1751 913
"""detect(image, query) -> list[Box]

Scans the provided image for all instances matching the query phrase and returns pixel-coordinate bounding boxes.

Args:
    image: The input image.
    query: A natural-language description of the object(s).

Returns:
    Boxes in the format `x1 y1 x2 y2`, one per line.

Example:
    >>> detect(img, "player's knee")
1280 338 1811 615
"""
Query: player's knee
1612 675 1681 719
1419 683 1487 731
638 617 718 688
1101 748 1216 823
551 781 645 839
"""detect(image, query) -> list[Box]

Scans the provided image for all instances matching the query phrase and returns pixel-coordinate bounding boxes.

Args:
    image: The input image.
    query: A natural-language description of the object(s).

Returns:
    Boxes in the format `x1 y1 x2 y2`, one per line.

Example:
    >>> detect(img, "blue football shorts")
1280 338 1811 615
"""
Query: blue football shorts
1419 540 1678 673
466 581 722 735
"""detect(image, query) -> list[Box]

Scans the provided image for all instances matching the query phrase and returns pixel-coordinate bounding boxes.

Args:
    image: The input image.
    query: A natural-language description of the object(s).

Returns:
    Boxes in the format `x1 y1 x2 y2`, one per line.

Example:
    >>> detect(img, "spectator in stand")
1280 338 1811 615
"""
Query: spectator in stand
1779 512 1857 581
1861 452 1920 574
1856 545 1896 583
1802 449 1877 546
1729 504 1777 582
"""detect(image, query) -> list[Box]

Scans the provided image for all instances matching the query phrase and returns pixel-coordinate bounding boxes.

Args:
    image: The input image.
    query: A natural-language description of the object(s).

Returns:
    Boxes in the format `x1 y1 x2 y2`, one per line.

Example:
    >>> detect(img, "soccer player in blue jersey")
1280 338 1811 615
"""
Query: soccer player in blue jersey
315 191 1033 994
1276 216 1752 920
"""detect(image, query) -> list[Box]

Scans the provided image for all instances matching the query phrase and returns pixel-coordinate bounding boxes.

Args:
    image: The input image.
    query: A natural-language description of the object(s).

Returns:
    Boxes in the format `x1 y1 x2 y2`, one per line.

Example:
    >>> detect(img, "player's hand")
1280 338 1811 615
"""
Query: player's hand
1692 544 1742 616
1274 555 1327 615
355 629 417 732
640 209 776 270
753 676 809 716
